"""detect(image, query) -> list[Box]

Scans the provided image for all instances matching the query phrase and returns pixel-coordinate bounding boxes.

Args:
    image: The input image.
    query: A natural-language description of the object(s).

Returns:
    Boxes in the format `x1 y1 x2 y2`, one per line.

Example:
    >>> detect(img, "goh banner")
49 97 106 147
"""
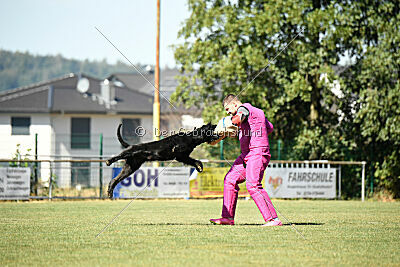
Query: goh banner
264 165 336 198
0 167 31 200
112 167 190 198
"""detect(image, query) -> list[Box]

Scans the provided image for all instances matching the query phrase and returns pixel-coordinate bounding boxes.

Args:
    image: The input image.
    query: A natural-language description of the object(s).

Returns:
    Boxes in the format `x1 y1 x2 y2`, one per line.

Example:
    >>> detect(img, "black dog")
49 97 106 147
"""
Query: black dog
105 123 219 198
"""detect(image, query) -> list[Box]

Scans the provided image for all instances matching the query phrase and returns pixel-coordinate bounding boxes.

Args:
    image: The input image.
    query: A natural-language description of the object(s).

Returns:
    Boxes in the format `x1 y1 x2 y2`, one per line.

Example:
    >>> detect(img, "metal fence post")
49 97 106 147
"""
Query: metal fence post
48 161 53 200
338 165 341 199
277 139 281 160
361 161 366 202
370 166 374 195
99 134 103 198
34 133 38 196
220 139 224 167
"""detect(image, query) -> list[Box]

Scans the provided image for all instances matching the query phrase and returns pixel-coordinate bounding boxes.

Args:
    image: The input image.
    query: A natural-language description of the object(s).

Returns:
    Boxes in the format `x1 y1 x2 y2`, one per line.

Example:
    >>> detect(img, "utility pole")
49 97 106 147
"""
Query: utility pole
153 0 161 167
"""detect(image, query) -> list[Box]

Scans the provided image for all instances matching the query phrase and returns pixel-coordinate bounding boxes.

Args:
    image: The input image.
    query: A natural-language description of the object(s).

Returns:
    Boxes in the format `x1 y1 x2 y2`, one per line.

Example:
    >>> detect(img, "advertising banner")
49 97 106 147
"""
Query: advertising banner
189 167 250 197
264 166 336 198
112 165 336 199
189 166 336 199
0 167 31 200
112 167 190 198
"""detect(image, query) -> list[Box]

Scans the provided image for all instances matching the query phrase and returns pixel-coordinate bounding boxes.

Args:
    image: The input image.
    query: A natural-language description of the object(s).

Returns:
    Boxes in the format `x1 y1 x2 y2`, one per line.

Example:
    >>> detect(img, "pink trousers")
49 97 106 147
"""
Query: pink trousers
221 152 278 221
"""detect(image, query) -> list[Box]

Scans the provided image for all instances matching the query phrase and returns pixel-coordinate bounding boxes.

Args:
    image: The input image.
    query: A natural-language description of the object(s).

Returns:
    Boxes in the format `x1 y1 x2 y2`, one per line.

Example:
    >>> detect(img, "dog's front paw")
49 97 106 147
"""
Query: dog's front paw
107 188 114 199
194 161 203 172
107 181 115 199
105 160 112 166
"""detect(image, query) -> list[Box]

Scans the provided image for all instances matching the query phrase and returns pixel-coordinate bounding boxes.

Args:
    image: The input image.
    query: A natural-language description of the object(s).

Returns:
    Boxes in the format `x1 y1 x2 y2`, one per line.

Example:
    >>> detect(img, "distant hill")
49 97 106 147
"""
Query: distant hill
0 49 144 92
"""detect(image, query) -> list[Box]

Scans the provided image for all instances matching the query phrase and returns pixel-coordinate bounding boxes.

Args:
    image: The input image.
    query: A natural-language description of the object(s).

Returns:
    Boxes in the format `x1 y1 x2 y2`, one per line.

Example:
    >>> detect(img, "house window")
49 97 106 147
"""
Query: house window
11 117 31 135
122 118 141 145
71 118 90 149
71 162 90 187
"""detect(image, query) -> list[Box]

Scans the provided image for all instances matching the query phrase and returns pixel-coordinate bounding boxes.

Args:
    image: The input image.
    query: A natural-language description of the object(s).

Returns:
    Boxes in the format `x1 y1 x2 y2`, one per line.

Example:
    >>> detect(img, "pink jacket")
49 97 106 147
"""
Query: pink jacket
238 103 273 157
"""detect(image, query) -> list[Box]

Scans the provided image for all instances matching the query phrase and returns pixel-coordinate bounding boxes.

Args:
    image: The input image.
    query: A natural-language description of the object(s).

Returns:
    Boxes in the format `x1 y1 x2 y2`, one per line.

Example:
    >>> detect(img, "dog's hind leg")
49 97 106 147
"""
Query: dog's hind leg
107 163 133 199
175 156 204 172
107 158 144 199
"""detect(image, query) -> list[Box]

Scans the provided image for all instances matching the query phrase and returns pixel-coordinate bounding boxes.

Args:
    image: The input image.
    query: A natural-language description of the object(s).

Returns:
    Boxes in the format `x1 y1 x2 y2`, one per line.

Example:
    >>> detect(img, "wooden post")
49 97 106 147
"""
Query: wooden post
153 0 161 167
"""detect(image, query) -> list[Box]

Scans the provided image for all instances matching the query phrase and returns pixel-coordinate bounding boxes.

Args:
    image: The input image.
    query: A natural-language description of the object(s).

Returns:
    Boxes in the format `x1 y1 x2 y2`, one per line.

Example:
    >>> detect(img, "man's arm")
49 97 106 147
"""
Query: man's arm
232 106 249 126
209 134 226 145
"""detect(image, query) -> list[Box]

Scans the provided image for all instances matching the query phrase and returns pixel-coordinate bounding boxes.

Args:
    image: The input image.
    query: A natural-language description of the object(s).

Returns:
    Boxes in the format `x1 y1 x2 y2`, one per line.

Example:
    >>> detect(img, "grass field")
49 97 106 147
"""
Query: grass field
1 199 399 266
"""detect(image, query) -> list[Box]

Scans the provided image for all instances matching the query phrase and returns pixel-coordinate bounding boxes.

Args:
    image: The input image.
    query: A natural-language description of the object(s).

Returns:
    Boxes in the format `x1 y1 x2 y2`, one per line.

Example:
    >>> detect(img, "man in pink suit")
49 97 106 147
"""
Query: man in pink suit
210 94 282 226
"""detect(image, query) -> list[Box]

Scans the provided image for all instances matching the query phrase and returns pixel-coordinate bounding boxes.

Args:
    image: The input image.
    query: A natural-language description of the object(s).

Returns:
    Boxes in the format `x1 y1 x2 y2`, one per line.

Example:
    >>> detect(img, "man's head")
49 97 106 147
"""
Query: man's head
223 94 242 115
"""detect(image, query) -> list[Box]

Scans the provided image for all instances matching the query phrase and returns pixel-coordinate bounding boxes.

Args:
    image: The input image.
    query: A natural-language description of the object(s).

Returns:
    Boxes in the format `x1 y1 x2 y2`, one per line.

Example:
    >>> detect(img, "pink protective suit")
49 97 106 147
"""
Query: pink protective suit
221 103 278 221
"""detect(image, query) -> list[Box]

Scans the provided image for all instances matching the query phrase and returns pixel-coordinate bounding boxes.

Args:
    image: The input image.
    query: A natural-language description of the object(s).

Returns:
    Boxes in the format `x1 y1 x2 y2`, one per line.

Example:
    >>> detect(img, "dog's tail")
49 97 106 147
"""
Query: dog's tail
117 124 130 148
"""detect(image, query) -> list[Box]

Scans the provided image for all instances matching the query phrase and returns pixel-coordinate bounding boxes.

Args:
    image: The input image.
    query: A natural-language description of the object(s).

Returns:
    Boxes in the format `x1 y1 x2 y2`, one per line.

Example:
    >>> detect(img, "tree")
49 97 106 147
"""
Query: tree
0 49 135 91
173 0 400 197
173 0 346 148
338 1 400 197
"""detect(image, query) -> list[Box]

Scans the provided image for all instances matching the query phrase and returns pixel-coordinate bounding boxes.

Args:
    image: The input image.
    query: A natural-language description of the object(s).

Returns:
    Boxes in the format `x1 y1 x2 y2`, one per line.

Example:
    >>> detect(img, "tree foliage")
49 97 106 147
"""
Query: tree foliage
173 0 400 197
0 49 134 91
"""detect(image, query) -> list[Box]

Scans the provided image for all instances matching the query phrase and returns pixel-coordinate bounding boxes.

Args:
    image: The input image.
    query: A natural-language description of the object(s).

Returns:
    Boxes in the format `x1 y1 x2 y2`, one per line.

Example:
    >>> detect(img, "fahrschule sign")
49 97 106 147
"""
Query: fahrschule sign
264 166 336 198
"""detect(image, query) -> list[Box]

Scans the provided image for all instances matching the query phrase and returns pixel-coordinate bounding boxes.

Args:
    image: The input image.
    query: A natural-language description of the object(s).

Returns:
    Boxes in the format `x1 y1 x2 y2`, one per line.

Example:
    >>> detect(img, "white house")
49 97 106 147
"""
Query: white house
107 67 204 131
0 71 202 188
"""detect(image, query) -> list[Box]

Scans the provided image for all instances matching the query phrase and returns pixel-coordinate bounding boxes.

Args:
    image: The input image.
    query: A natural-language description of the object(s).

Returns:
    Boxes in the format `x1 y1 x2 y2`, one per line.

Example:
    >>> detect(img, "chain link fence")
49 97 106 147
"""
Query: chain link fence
0 131 370 200
0 157 366 200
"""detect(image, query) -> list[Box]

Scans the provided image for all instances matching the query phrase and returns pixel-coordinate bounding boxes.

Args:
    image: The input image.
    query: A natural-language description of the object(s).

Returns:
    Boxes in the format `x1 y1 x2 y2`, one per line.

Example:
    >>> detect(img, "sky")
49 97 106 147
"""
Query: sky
0 0 191 68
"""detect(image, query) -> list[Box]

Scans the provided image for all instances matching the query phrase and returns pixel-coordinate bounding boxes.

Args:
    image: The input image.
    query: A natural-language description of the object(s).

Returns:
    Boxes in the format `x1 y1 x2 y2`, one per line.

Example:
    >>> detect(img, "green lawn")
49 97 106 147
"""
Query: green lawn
0 199 399 266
